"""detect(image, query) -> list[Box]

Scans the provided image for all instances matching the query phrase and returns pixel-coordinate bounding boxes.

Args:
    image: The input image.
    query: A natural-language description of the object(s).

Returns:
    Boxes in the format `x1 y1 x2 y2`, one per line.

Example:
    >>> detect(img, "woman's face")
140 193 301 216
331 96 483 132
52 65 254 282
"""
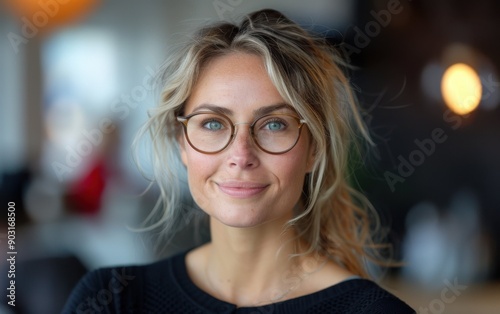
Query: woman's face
180 52 315 228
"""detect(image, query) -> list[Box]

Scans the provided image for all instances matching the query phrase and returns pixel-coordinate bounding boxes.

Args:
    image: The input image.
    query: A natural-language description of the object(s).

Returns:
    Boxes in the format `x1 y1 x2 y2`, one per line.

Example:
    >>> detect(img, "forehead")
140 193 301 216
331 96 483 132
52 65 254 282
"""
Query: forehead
184 52 287 116
199 52 266 81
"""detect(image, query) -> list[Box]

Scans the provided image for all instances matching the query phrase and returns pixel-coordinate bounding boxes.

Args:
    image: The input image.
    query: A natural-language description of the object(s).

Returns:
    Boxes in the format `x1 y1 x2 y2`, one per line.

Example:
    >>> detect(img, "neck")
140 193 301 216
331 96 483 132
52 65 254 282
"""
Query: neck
205 217 306 306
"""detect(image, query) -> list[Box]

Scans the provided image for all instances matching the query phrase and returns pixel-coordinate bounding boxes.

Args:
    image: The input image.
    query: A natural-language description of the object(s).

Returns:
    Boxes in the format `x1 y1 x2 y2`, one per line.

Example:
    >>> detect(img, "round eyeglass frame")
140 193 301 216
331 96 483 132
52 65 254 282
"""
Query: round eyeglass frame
176 112 307 155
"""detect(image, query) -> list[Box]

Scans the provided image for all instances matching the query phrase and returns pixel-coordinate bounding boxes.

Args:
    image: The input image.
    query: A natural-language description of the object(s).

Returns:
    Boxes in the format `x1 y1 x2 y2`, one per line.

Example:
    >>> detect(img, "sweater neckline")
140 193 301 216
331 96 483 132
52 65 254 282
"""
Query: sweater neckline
169 249 367 313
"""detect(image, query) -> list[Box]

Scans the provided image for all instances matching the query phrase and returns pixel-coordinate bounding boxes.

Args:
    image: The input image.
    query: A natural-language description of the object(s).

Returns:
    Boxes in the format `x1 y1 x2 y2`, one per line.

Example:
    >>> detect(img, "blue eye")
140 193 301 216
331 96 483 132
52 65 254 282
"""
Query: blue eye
264 119 286 131
203 120 224 130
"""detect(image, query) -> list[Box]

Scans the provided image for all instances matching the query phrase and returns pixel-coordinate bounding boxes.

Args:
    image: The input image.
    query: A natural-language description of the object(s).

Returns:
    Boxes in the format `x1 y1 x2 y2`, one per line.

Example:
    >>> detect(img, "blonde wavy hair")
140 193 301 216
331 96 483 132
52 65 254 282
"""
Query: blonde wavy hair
136 9 389 278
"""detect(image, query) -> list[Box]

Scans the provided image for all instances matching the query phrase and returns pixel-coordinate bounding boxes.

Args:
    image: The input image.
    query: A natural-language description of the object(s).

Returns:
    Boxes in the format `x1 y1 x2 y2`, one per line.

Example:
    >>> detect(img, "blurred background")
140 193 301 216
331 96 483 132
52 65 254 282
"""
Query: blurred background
1 0 499 313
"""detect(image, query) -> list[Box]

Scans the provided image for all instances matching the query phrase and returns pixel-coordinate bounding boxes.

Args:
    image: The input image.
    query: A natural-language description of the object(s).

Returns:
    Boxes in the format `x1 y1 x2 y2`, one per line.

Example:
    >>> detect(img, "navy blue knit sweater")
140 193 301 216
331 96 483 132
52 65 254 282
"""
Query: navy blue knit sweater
62 250 415 313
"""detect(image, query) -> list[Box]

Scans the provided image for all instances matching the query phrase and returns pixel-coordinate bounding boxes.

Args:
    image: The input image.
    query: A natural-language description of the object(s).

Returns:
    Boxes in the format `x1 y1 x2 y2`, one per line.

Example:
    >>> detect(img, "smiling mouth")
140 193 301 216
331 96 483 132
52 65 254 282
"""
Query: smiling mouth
217 183 268 198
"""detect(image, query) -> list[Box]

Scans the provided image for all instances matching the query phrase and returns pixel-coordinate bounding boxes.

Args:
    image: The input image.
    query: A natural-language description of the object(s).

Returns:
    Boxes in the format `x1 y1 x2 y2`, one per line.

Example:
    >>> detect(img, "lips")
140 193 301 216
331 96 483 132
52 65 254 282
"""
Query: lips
217 181 268 198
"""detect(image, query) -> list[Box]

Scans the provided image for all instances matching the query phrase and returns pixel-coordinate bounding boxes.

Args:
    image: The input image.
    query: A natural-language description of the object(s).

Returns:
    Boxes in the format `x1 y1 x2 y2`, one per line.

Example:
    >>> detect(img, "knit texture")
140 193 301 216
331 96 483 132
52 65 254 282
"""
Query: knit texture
62 250 415 313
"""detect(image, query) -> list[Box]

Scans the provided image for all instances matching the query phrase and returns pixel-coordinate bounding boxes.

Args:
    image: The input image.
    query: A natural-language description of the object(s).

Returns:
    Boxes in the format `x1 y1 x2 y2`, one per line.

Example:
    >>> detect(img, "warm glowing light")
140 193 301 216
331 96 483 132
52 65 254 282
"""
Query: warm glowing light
3 0 99 33
441 63 482 115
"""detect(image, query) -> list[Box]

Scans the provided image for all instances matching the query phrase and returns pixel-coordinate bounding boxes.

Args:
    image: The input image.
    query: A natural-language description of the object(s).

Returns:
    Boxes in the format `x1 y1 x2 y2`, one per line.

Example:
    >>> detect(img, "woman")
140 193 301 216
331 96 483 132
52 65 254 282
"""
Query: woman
63 9 415 313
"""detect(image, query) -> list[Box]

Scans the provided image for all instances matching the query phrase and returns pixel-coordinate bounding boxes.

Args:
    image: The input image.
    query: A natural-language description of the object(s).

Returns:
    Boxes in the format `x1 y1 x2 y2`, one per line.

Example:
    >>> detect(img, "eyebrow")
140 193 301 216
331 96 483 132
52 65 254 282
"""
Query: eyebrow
191 103 294 116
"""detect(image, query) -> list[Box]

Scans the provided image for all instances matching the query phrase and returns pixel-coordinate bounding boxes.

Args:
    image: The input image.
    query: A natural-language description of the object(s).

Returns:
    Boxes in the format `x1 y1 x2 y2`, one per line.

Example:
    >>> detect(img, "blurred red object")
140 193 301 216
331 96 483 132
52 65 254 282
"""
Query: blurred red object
66 160 106 215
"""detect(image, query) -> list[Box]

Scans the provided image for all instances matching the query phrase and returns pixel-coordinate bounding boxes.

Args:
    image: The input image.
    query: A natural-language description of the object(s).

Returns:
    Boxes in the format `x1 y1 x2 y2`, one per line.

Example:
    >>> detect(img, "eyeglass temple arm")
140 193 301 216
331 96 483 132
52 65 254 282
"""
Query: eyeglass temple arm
176 116 189 127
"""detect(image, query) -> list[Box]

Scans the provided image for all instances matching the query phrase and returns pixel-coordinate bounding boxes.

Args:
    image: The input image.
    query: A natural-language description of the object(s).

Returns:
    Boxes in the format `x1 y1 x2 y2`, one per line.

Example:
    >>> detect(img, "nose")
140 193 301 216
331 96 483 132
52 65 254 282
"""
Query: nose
226 124 259 169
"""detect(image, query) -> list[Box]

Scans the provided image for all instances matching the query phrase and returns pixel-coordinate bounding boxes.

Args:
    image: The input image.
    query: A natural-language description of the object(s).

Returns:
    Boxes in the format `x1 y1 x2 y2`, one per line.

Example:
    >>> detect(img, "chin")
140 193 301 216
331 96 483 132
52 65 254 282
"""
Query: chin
210 207 269 228
212 207 290 230
215 214 265 229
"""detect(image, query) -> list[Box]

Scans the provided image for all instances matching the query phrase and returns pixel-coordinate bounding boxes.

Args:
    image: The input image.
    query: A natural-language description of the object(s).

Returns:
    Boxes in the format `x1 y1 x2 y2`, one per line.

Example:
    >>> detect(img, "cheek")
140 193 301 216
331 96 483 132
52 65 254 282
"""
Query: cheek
184 150 211 176
184 155 206 198
268 155 309 186
179 136 210 171
183 149 217 190
273 148 314 193
183 152 221 212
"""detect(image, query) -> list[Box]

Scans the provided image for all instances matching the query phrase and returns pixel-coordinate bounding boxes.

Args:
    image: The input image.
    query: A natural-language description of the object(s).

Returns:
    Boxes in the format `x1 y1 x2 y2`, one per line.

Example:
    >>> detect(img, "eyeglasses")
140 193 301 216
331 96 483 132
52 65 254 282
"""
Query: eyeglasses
177 112 307 154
